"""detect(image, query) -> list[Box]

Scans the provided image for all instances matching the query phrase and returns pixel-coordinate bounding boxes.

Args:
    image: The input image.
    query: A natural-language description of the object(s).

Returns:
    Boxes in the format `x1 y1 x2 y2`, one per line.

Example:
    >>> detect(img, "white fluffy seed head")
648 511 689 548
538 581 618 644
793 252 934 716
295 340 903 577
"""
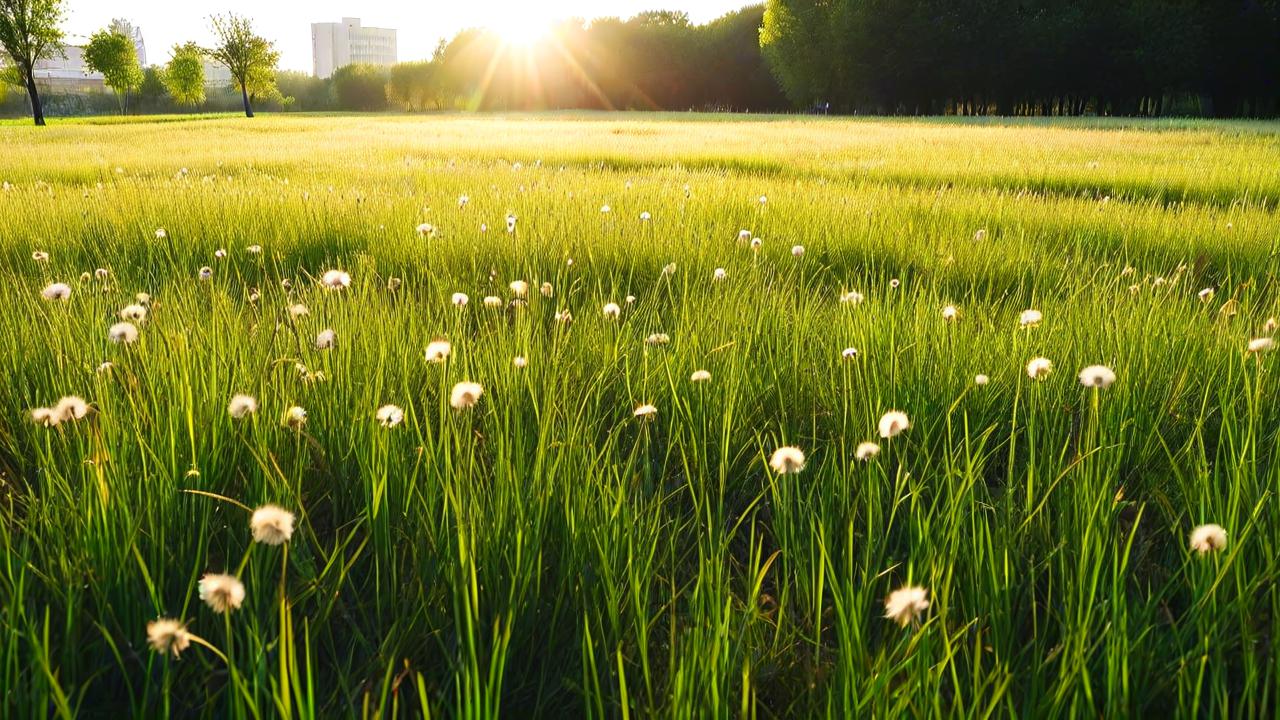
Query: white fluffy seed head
878 410 910 439
1026 357 1053 380
376 404 404 428
451 292 469 307
855 442 880 461
1019 309 1043 327
1198 287 1214 302
975 374 990 386
713 267 727 281
198 266 212 280
513 355 528 368
690 369 711 383
509 280 528 297
633 403 658 420
288 303 309 319
769 446 806 474
198 573 246 613
320 269 351 290
1189 524 1227 555
450 381 483 410
41 282 71 301
314 329 336 350
644 333 670 346
941 305 958 321
1078 365 1116 388
108 322 139 344
250 505 296 545
839 290 864 305
1248 337 1275 353
146 618 191 657
540 282 554 297
483 295 503 308
425 339 452 363
119 304 147 322
841 347 859 360
282 406 307 429
884 585 930 627
603 302 621 318
228 394 258 419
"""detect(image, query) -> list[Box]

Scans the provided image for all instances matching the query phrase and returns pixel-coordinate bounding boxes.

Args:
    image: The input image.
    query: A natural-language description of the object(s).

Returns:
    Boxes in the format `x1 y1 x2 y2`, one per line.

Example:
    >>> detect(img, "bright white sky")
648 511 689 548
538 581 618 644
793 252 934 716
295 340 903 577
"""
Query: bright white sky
62 0 752 72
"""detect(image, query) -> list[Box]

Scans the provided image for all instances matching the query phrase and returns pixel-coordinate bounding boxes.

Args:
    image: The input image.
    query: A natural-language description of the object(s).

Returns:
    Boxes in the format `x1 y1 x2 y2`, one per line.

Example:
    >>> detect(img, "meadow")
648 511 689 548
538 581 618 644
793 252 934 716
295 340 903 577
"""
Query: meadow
3 112 1280 717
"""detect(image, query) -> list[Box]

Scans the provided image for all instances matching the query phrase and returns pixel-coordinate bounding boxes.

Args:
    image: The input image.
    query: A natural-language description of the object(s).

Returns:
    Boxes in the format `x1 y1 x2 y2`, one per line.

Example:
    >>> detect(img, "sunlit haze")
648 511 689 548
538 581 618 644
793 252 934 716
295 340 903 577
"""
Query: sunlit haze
60 0 750 71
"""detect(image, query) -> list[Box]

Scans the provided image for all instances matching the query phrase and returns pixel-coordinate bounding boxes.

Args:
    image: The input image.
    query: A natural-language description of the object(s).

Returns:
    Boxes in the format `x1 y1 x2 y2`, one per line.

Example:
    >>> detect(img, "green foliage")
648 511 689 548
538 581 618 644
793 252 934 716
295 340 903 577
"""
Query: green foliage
332 63 388 111
206 13 279 117
163 42 205 107
83 27 144 113
0 0 66 124
2 114 1280 715
386 60 434 111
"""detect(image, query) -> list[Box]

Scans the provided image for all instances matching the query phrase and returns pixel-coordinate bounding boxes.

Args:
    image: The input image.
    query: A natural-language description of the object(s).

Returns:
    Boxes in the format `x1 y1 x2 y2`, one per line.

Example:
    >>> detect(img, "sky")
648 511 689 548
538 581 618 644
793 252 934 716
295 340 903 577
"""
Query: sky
62 0 753 72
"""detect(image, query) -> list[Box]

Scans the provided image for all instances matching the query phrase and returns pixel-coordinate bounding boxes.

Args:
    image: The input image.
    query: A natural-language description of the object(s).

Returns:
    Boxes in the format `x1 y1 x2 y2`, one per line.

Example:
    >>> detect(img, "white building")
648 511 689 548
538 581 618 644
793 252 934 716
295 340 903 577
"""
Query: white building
32 45 105 94
311 17 396 79
109 18 146 67
202 59 233 90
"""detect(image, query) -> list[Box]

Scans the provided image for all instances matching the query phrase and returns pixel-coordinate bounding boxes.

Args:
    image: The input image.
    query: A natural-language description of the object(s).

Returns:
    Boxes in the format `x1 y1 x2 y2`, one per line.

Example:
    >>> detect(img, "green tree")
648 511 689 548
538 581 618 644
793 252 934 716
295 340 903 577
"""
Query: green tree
163 41 205 106
83 27 143 114
331 63 388 111
0 0 66 125
206 13 278 117
387 60 434 111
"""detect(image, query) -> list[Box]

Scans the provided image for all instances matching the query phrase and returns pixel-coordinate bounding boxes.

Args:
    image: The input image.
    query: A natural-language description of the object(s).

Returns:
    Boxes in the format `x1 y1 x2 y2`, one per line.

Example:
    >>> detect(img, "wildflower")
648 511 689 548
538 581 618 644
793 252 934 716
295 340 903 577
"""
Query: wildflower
662 263 677 276
713 268 727 281
1128 284 1141 295
855 441 880 461
1189 523 1228 555
281 279 292 290
214 248 227 259
510 280 528 297
626 294 636 304
95 268 109 279
425 339 452 363
155 228 168 240
690 369 711 383
645 333 670 346
197 266 212 281
841 347 858 360
450 381 483 410
483 295 503 308
1078 365 1116 388
451 292 469 308
941 305 958 321
228 394 258 419
603 302 621 319
250 505 295 545
738 229 752 242
1247 337 1274 353
878 410 910 439
108 322 139 344
769 446 806 474
633 403 658 420
416 222 436 237
1019 309 1043 327
600 204 611 213
119 304 147 322
1120 265 1135 277
975 374 990 386
513 355 528 369
506 214 517 233
376 404 404 428
1026 357 1053 380
540 282 554 297
458 194 469 207
791 245 805 257
555 309 573 325
750 237 762 251
246 244 262 254
282 406 307 429
198 573 245 613
288 303 309 319
387 277 402 291
135 292 151 305
41 282 71 301
96 361 114 374
974 229 987 241
38 396 89 425
314 329 336 350
32 251 49 261
759 195 767 204
884 585 930 627
30 407 57 426
320 270 351 290
840 290 864 305
639 211 651 221
1266 318 1279 334
1198 288 1214 302
80 271 91 282
146 619 191 657
889 279 900 289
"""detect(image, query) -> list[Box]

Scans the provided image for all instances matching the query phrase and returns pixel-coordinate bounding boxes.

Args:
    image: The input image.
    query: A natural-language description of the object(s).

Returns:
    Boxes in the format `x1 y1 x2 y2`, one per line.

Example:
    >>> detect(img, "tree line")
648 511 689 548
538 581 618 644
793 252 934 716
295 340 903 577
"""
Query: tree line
4 0 1279 124
761 0 1280 117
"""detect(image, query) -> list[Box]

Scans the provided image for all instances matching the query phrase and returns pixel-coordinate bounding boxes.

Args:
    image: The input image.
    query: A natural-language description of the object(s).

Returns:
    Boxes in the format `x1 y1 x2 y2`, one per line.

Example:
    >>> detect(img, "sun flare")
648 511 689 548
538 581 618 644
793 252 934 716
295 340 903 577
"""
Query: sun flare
489 13 553 48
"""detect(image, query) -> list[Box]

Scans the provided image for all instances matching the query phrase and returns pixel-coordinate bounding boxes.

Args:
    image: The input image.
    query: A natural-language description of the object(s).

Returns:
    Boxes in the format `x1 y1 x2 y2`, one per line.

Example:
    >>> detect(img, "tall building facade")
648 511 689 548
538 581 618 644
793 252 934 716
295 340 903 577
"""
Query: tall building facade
311 18 397 79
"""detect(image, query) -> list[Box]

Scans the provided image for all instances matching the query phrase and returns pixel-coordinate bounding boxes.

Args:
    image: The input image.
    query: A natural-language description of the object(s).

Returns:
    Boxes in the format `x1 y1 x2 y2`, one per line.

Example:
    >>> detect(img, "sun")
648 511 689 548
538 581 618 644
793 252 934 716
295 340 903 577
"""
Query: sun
488 11 553 48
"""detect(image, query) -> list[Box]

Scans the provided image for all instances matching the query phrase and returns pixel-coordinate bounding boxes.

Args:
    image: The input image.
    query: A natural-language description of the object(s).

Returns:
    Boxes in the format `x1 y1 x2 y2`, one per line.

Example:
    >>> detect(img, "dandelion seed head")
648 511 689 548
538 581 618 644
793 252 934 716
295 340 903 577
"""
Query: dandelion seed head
513 355 528 368
246 244 262 254
1026 356 1053 380
540 282 554 297
483 295 503 308
425 339 452 363
645 332 670 346
416 222 437 237
633 403 658 419
975 374 990 386
41 282 71 301
198 573 245 613
603 302 621 319
1019 309 1043 327
690 369 711 383
1198 287 1214 302
228 394 258 419
769 446 806 474
941 305 959 321
198 266 212 281
451 292 469 308
1248 337 1274 353
320 270 351 290
878 410 910 439
146 619 191 657
282 406 307 429
376 404 404 428
119 304 147 322
840 290 864 305
509 280 528 297
1078 364 1116 388
314 328 336 350
250 505 296 545
713 268 727 281
1189 523 1227 555
450 381 483 410
791 245 805 257
884 585 930 627
855 441 880 461
214 248 227 259
841 347 858 360
32 251 49 262
108 322 139 344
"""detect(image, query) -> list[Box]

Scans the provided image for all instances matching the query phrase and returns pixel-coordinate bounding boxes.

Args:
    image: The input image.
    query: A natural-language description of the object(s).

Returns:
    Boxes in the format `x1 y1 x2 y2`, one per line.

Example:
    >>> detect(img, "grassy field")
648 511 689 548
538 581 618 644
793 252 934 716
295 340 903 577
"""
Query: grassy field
3 112 1280 717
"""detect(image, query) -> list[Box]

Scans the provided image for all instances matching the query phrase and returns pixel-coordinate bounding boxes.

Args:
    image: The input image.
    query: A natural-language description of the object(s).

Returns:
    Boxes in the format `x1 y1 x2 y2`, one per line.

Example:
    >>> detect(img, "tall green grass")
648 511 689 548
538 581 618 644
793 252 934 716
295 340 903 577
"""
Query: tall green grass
2 113 1279 717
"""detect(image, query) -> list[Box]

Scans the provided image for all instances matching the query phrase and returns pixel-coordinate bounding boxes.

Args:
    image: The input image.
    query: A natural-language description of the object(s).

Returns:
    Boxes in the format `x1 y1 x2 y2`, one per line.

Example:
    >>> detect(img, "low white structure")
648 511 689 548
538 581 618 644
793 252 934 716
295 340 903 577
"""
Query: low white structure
311 17 396 79
33 45 105 94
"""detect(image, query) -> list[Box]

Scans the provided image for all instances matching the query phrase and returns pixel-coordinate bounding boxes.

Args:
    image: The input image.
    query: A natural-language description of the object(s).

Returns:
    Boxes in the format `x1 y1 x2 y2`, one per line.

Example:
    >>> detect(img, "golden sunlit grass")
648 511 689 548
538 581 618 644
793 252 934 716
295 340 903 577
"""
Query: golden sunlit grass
2 113 1279 716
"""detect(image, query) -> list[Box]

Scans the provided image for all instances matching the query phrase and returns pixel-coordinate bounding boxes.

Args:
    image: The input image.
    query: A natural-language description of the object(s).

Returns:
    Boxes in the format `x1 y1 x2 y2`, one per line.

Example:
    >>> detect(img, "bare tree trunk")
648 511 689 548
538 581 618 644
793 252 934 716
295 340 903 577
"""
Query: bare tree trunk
25 72 46 126
241 84 254 118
